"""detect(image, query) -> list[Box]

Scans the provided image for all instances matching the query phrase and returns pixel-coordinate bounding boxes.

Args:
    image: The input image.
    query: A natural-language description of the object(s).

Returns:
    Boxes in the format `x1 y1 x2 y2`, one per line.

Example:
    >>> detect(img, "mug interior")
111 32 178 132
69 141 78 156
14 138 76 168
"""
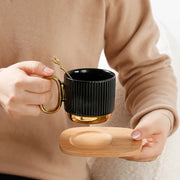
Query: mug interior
67 68 115 81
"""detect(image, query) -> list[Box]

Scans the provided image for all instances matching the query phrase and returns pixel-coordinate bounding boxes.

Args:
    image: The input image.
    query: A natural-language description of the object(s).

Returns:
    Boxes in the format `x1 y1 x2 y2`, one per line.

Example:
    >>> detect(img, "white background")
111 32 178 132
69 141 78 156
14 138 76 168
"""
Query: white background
151 0 180 44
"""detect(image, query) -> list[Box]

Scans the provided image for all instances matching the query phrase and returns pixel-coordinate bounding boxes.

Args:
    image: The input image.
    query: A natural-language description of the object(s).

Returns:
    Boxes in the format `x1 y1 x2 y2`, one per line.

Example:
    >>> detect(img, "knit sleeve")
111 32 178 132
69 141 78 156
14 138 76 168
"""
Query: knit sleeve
104 0 178 133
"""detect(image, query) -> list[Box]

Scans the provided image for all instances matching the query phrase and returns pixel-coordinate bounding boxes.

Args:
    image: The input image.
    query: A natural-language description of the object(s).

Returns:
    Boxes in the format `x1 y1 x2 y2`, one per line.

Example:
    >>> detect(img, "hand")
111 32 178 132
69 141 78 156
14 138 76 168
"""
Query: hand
0 61 54 118
124 109 173 162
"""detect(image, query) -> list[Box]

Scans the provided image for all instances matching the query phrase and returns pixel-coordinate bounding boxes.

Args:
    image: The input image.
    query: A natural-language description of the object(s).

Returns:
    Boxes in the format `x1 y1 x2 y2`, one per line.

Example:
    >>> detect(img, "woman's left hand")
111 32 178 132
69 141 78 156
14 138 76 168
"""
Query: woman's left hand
124 109 173 162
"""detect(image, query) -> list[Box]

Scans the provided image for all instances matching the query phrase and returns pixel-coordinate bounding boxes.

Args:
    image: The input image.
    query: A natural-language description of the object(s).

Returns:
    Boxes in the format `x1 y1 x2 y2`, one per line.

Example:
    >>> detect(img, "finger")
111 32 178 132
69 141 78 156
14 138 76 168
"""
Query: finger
123 147 159 162
24 105 42 117
8 104 41 118
131 112 163 140
123 154 158 162
124 135 166 162
20 91 52 105
23 76 52 93
16 61 54 77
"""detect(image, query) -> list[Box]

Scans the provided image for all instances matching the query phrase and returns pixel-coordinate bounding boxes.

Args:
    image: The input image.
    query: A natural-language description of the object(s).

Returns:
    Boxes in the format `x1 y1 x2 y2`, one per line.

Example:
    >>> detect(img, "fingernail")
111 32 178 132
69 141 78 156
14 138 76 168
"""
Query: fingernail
44 67 54 74
132 130 142 139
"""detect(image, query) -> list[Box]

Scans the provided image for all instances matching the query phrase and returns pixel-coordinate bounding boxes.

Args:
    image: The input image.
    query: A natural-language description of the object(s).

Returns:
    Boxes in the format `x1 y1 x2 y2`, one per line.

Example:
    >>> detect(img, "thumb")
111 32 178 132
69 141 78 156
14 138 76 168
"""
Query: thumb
131 111 162 140
17 61 54 76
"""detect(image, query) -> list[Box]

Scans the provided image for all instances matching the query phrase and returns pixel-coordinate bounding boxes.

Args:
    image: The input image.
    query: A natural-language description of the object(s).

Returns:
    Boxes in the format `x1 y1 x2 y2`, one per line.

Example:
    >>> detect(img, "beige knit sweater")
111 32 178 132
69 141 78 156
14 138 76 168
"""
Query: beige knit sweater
0 0 178 179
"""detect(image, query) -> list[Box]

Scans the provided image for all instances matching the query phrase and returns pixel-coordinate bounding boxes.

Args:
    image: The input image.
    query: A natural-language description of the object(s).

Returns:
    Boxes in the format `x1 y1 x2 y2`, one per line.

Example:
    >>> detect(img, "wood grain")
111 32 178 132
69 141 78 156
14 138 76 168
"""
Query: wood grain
59 127 142 157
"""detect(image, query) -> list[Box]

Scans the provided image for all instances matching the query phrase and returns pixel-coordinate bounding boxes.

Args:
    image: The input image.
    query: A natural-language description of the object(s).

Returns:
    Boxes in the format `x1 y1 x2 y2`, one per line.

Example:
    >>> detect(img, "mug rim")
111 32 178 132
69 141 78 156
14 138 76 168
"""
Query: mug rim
65 68 116 83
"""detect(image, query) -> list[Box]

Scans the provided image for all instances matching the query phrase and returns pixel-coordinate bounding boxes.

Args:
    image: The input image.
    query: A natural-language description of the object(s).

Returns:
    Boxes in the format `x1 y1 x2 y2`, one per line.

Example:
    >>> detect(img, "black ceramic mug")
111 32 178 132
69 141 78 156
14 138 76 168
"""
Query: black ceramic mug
40 68 116 124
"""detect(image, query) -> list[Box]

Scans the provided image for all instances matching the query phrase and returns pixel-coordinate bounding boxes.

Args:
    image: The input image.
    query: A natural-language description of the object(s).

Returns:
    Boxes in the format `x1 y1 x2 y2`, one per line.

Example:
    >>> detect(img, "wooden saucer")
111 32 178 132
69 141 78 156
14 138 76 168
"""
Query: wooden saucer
59 127 142 157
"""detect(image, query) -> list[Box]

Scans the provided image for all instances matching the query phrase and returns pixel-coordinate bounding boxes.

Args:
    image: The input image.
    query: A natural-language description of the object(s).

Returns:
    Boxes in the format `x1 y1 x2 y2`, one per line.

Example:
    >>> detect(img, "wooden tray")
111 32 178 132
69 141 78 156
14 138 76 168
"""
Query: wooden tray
60 127 142 157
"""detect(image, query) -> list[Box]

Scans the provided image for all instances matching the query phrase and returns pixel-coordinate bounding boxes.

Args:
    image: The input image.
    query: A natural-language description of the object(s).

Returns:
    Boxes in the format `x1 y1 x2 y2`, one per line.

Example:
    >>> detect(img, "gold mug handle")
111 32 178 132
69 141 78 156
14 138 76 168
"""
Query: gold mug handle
40 75 63 114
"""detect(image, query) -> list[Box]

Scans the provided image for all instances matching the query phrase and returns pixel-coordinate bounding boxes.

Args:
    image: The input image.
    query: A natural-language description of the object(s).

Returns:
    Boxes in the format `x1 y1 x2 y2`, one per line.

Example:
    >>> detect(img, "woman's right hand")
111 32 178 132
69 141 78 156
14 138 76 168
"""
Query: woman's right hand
0 61 54 118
